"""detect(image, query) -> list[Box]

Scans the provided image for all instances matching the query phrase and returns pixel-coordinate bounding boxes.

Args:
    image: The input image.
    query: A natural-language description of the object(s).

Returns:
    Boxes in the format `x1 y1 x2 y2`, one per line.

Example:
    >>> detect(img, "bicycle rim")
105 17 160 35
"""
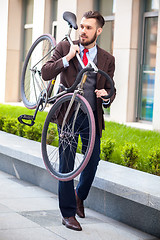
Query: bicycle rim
21 34 56 109
41 93 95 181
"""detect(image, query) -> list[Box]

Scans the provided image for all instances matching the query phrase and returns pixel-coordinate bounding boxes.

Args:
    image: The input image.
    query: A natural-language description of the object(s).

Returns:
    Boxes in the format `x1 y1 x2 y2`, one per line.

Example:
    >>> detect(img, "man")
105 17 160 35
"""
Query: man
41 11 116 231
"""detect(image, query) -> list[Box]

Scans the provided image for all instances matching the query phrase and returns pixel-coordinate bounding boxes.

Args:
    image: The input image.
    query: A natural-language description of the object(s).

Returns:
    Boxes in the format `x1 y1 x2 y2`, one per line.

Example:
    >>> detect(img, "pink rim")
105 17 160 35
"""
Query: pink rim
42 93 96 181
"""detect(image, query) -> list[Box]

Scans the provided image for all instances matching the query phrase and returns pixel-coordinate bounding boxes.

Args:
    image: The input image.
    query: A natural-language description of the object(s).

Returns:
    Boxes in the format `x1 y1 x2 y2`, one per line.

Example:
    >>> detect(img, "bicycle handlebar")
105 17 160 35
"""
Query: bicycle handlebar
65 67 94 92
97 69 114 99
64 67 114 99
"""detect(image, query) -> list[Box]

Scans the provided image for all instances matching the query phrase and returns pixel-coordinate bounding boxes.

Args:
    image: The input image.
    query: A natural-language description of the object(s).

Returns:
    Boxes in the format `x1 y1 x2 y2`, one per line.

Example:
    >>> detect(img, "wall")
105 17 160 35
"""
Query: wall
110 0 140 123
76 0 94 38
0 0 9 103
32 0 45 41
56 0 77 42
5 0 23 102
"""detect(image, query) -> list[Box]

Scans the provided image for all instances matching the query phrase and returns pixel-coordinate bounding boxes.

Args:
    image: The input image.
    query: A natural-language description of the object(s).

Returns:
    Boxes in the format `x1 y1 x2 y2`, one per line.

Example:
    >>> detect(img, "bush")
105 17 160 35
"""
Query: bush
1 117 26 137
0 116 6 130
24 124 42 142
121 142 140 168
101 138 115 161
147 147 160 175
15 121 26 137
0 115 42 142
46 124 58 146
110 149 126 166
2 118 17 135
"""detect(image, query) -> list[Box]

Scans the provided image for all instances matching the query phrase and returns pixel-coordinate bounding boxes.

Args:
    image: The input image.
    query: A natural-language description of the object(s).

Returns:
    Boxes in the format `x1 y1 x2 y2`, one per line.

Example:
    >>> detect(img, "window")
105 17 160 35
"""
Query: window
95 0 116 54
145 0 159 12
137 0 159 121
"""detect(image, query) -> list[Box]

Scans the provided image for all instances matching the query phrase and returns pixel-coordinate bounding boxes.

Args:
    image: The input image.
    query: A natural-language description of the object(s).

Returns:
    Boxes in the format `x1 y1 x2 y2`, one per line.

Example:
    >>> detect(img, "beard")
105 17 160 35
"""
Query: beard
79 32 97 46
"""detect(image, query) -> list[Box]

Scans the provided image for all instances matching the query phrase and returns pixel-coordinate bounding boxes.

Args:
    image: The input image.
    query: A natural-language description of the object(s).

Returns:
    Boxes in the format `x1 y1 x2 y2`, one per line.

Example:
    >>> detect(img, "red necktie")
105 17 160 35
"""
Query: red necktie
82 49 89 66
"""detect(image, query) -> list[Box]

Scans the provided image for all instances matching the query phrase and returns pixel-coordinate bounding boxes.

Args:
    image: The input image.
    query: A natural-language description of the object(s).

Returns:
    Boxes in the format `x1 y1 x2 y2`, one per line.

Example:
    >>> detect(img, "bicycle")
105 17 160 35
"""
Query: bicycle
18 11 114 182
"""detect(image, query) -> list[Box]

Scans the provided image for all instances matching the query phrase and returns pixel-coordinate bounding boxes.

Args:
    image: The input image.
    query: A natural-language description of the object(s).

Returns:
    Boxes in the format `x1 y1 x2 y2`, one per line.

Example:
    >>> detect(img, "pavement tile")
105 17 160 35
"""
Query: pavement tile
0 228 64 240
0 212 40 230
0 204 14 213
0 197 58 212
19 209 62 227
0 177 54 199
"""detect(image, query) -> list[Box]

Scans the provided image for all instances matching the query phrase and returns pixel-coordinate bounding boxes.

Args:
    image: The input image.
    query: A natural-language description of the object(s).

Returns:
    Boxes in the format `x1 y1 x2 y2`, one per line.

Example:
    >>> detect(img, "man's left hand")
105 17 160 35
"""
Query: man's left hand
95 89 109 101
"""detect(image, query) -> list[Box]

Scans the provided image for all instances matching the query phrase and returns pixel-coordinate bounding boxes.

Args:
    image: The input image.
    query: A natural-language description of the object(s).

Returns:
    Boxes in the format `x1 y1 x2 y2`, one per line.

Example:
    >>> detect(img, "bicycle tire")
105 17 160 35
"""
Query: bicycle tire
41 93 95 181
21 34 56 109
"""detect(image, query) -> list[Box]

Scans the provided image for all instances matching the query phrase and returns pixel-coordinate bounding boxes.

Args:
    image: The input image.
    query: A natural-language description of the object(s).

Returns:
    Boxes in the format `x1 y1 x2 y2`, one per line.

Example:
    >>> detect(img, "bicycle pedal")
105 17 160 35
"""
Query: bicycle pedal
18 114 35 126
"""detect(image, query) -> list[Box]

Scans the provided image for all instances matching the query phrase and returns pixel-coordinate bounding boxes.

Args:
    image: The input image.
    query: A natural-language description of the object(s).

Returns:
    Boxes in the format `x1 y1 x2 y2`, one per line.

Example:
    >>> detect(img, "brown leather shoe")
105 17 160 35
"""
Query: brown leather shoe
62 216 82 231
75 189 85 218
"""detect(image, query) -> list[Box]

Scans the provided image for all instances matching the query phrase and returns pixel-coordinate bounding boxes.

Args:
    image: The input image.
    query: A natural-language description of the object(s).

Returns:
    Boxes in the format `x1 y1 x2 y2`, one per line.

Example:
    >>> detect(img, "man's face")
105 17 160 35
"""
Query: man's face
79 17 102 48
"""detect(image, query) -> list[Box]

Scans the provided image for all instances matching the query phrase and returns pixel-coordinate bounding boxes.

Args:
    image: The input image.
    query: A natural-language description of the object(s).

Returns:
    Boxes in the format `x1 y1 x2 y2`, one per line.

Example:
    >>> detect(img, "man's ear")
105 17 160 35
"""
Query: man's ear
97 27 102 36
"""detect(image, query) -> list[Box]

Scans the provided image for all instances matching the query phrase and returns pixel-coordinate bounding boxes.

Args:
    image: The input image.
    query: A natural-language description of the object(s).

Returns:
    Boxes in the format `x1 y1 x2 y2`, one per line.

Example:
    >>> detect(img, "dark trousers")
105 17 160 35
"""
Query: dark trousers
58 111 100 217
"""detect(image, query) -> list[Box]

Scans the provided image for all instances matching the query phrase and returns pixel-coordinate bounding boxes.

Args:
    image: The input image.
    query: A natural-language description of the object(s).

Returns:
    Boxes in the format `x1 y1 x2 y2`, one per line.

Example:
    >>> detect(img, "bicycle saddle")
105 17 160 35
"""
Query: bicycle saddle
63 11 78 30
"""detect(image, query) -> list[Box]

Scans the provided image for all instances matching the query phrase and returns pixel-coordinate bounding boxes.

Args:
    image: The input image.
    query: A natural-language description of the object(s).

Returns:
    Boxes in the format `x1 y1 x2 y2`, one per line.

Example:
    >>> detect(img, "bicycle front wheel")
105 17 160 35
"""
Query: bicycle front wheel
41 93 95 181
21 34 56 109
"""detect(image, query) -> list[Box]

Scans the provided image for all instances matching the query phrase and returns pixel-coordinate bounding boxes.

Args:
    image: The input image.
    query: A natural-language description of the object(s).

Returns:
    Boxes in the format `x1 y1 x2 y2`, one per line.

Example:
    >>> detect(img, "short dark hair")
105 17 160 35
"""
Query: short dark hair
83 11 105 28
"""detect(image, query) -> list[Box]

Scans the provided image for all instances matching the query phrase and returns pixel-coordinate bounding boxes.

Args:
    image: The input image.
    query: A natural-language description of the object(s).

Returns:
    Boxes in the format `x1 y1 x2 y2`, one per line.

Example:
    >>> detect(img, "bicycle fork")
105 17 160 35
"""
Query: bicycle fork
60 90 80 136
60 72 88 136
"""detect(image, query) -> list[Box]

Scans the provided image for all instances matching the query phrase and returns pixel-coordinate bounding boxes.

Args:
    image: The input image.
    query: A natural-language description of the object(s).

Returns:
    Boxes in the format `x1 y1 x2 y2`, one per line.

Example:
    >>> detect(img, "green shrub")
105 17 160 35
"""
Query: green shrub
46 124 58 146
15 121 26 137
147 147 160 175
0 116 6 130
134 157 149 173
24 124 42 142
121 142 140 168
110 149 126 166
101 138 115 161
1 117 26 137
2 118 17 135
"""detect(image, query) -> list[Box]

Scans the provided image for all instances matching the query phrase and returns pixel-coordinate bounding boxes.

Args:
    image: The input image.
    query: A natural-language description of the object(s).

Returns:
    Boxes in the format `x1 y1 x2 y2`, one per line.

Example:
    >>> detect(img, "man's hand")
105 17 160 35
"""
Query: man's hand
66 45 80 62
95 89 109 101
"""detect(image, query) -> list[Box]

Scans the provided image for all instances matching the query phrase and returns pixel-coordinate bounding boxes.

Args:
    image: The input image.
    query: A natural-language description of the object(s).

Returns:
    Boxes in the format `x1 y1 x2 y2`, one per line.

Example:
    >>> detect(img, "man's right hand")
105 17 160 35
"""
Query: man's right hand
66 45 80 62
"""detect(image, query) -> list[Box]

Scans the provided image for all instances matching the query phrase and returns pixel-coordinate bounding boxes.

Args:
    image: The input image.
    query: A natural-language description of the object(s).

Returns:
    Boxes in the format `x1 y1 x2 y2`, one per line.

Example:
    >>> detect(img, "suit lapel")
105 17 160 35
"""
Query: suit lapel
97 46 108 84
72 40 80 72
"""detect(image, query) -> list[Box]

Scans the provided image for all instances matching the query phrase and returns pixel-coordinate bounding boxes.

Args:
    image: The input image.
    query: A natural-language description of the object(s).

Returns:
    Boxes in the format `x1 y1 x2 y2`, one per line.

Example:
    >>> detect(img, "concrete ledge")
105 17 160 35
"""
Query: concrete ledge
0 131 160 238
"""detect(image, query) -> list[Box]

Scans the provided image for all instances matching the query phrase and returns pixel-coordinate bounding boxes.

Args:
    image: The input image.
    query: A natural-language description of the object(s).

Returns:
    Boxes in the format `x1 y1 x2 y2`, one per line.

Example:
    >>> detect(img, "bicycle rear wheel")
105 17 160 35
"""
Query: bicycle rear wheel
41 93 95 181
21 34 56 109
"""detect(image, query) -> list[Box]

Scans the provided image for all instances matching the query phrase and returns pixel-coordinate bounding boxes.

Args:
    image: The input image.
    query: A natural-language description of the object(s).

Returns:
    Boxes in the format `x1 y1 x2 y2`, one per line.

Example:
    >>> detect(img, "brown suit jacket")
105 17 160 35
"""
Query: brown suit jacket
41 40 116 137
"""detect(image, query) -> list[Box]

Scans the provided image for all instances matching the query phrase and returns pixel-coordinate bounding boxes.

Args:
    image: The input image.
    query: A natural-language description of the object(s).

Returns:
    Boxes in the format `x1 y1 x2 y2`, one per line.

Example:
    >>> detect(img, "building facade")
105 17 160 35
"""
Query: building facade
0 0 160 130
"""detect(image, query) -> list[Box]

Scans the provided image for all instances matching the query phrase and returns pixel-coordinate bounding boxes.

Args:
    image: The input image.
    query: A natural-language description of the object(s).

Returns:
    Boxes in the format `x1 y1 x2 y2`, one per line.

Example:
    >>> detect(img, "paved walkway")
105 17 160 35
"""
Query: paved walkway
0 170 158 240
